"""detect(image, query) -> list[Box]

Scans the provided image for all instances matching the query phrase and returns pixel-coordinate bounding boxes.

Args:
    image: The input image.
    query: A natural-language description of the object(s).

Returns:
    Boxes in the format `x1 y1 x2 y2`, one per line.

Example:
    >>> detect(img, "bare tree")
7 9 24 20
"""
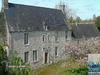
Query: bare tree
93 14 96 21
55 1 76 20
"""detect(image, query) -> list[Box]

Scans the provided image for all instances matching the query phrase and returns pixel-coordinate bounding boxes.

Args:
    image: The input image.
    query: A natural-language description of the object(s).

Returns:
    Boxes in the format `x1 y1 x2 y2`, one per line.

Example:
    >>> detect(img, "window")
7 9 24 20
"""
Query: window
24 52 29 62
42 20 47 31
65 31 67 39
33 50 37 62
43 25 48 31
55 47 58 56
43 35 45 42
24 33 28 44
43 48 45 51
55 32 58 42
71 31 75 38
48 35 50 42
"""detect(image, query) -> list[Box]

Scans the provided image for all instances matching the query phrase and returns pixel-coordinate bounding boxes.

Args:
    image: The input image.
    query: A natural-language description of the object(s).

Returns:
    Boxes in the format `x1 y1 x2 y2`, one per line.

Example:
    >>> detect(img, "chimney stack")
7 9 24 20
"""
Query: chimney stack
2 0 8 9
59 3 66 16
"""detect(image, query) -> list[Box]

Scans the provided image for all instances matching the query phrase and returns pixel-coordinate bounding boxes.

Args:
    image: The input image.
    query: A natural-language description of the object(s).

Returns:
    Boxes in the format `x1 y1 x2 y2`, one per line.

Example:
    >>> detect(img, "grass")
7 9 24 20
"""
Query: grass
62 66 88 75
31 57 87 75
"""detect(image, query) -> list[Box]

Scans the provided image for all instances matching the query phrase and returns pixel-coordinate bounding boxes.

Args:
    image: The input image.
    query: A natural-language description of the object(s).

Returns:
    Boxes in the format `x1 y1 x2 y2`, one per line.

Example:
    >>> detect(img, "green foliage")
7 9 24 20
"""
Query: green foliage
8 51 31 75
95 16 100 31
0 12 3 32
68 66 88 75
69 16 76 23
76 16 81 23
0 43 7 75
0 43 31 75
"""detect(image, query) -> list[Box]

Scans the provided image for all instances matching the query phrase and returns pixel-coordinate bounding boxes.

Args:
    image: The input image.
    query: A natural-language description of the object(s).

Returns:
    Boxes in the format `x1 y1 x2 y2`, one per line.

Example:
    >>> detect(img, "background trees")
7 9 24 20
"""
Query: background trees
0 12 2 37
55 1 100 25
93 14 96 21
76 16 82 23
55 1 76 23
95 16 100 31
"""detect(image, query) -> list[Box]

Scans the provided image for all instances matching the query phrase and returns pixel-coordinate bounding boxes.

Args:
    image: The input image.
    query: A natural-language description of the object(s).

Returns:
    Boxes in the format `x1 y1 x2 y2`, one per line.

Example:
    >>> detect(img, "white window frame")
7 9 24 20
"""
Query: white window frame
24 33 29 45
24 51 29 62
33 50 38 62
48 34 51 42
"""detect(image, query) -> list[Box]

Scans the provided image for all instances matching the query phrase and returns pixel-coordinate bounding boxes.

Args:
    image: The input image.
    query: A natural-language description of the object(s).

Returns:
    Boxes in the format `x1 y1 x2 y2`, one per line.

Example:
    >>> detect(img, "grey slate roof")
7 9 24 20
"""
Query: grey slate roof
71 23 100 38
4 3 69 32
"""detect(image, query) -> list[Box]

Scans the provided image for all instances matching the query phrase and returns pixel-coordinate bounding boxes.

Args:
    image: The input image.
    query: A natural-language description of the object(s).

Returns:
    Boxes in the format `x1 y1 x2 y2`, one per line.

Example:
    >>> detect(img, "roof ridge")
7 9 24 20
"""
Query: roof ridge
8 3 60 11
70 23 95 25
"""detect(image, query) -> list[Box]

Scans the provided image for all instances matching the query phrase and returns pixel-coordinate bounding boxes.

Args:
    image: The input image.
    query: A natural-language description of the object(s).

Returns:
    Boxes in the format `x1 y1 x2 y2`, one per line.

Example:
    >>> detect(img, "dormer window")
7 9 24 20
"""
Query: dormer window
71 31 75 38
42 20 48 31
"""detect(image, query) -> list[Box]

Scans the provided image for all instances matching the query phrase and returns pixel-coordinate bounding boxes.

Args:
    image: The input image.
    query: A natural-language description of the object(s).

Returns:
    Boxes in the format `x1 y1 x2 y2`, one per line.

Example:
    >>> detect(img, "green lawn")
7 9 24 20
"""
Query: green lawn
31 58 88 75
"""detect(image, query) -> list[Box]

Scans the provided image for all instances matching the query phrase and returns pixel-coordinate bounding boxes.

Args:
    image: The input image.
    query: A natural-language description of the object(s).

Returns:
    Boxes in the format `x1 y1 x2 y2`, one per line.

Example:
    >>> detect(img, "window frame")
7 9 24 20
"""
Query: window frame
55 32 59 42
71 31 75 38
33 50 38 62
24 33 29 45
24 51 29 62
65 31 67 40
43 35 46 42
55 47 58 56
48 34 51 42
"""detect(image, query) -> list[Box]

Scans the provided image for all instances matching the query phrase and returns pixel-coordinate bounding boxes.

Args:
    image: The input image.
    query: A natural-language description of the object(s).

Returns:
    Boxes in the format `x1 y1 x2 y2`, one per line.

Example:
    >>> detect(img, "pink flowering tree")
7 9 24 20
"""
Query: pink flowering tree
60 37 100 63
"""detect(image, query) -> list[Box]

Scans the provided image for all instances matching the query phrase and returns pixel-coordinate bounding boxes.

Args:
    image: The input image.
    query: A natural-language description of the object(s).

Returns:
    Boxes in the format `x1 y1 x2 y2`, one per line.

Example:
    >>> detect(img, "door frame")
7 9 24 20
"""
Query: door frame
43 52 49 64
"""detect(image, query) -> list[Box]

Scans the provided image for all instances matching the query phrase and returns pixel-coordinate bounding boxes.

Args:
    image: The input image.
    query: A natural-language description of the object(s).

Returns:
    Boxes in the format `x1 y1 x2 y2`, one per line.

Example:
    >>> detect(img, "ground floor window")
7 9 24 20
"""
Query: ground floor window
24 51 29 62
33 50 37 62
55 47 58 56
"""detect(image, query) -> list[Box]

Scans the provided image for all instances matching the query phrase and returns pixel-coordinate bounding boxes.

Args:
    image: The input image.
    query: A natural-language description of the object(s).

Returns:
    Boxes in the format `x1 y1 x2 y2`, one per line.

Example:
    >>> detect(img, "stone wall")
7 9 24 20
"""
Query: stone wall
9 30 99 68
9 31 71 68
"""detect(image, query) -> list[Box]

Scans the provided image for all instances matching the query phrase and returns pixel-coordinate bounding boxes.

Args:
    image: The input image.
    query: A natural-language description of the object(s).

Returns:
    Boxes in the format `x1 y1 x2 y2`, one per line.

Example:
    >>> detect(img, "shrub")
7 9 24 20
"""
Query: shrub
68 66 88 75
0 43 7 75
8 51 31 75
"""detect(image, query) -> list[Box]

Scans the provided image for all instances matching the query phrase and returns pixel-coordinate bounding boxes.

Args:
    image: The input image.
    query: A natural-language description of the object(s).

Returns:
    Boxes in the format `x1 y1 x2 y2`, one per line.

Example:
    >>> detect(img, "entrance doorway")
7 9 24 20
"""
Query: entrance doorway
45 52 48 64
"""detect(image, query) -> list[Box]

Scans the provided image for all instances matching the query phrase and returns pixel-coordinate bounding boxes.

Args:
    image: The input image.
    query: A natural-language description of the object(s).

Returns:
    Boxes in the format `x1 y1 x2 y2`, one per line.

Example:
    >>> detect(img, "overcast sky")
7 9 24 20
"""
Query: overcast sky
0 0 100 20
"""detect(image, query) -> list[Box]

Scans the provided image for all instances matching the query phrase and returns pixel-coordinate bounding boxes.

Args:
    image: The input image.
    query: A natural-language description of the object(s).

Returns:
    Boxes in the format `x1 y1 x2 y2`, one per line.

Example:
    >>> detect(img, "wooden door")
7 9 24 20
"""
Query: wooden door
45 52 48 64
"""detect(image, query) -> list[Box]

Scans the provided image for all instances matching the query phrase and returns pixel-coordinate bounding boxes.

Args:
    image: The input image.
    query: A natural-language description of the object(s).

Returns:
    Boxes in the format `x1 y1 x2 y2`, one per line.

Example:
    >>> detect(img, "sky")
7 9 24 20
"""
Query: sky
0 0 100 20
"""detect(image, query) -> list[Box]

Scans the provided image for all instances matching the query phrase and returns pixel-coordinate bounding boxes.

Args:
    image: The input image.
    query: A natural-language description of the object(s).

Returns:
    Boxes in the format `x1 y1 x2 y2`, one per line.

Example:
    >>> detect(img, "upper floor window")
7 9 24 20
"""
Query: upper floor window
33 50 38 62
24 33 28 44
43 35 46 42
24 51 29 62
48 34 50 42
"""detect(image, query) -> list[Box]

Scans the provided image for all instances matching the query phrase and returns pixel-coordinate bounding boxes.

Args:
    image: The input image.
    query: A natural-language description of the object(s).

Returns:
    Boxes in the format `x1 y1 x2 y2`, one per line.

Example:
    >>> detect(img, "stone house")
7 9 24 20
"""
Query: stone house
1 0 100 68
2 0 72 68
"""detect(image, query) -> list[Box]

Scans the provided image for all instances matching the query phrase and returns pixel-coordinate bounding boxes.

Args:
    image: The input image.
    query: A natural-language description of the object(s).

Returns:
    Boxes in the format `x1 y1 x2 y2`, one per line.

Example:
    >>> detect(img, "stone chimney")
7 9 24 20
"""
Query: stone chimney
2 0 8 8
59 4 66 16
